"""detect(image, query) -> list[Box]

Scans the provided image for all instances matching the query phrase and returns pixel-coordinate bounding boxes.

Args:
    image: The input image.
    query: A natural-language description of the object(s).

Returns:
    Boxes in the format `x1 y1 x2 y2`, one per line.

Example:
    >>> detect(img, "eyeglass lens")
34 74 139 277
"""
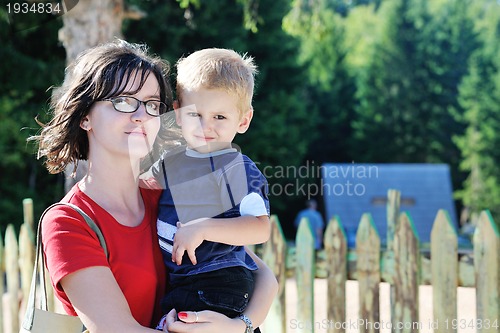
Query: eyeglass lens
110 96 166 116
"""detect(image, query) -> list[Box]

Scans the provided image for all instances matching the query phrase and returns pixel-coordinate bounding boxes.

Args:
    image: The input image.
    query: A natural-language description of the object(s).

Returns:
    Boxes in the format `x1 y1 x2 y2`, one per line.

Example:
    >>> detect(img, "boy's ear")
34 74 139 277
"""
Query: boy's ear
237 108 253 134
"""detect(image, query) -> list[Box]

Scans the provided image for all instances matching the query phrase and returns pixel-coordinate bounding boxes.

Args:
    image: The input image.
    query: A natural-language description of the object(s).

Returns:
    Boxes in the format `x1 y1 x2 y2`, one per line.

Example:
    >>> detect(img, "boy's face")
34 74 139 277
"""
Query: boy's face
175 88 252 153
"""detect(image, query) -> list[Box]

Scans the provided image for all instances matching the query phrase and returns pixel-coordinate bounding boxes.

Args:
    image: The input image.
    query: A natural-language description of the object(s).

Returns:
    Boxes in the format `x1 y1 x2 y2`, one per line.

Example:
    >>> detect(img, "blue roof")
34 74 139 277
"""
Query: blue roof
321 163 458 247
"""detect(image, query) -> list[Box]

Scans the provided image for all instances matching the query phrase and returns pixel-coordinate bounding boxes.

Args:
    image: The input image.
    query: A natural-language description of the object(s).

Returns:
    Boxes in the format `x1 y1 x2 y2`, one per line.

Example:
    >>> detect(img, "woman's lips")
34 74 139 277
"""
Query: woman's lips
126 129 147 136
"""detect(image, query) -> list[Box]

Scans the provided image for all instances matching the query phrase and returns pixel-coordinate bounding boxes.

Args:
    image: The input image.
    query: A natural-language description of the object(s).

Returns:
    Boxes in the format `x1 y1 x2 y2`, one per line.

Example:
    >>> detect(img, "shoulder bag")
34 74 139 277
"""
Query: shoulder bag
20 202 108 333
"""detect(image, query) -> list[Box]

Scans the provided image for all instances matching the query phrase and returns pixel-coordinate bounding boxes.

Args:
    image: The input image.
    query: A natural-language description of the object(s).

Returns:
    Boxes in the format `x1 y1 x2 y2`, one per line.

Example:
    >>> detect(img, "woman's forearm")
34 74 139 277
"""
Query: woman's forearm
62 267 159 333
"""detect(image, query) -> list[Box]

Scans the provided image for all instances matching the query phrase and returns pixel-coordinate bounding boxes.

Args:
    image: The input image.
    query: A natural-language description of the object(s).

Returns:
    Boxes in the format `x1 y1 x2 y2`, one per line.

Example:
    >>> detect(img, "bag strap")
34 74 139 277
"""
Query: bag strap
58 203 108 257
22 202 108 331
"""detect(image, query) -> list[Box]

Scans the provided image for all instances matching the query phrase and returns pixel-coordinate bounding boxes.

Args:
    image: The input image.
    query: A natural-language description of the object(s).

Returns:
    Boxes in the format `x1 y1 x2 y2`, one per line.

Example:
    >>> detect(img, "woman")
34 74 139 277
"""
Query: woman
30 39 277 333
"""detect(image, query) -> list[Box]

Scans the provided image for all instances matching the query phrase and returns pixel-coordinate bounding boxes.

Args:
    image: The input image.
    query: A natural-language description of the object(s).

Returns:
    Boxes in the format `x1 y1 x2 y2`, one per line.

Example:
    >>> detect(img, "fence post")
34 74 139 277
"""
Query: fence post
383 189 400 282
324 215 347 333
393 212 420 333
19 223 35 317
474 210 500 333
296 217 315 333
22 198 34 233
386 189 400 333
356 213 381 333
261 215 287 333
5 224 20 333
431 210 457 333
386 190 401 252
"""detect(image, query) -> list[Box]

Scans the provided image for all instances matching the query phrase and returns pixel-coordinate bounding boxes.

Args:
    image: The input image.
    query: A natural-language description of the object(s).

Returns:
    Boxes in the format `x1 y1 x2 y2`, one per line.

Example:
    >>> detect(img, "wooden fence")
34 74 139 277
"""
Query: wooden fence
1 191 500 333
1 199 37 333
261 189 500 333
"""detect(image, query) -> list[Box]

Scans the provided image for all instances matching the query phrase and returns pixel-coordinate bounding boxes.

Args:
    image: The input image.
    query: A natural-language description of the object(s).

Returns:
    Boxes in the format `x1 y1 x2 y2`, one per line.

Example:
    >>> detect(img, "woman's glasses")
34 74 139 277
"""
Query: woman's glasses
101 96 168 117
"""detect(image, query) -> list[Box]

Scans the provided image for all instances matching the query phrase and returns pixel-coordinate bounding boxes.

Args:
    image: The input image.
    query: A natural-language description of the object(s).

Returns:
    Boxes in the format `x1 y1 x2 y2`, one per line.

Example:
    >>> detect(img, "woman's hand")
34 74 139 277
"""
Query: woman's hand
164 310 246 333
162 309 176 332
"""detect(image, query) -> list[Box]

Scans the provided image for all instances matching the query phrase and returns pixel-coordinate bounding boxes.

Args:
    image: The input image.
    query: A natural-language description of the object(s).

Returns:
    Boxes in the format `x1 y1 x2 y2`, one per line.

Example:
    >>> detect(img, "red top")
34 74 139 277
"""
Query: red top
41 183 165 327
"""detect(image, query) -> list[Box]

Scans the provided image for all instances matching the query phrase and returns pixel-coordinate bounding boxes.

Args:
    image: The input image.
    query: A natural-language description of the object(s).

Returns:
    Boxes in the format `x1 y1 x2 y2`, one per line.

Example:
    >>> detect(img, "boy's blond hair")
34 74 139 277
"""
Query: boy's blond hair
176 48 257 115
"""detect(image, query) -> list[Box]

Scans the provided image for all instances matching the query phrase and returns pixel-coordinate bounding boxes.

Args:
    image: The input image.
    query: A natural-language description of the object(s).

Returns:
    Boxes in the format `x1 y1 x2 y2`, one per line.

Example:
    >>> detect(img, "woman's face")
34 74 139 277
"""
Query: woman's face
82 72 162 162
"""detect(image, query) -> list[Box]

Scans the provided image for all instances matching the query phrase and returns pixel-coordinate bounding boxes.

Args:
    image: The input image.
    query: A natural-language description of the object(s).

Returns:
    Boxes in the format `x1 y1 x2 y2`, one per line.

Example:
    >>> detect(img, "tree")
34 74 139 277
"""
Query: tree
455 0 500 225
352 0 477 174
0 3 66 232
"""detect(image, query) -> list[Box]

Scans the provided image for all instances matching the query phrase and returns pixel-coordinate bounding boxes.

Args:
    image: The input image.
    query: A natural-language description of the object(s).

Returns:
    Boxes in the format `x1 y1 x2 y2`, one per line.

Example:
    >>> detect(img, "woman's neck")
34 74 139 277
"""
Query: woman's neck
79 154 145 227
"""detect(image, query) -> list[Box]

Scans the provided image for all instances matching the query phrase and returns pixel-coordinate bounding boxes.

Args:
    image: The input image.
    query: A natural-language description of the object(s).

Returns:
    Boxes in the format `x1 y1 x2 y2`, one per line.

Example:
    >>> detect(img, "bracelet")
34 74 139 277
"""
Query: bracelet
238 314 254 333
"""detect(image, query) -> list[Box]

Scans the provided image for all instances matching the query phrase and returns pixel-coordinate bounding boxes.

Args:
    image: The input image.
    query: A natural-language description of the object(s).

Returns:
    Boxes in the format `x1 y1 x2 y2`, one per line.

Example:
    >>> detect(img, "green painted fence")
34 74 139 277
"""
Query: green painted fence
273 189 498 333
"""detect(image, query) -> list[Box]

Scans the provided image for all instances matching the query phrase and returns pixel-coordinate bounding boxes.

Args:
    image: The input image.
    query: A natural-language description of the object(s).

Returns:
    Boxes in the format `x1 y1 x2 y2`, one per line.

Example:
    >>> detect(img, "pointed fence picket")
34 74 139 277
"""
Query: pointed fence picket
324 215 347 333
5 225 19 333
262 215 287 333
295 217 316 332
431 210 458 333
393 212 420 333
0 235 4 333
356 213 380 333
474 211 500 333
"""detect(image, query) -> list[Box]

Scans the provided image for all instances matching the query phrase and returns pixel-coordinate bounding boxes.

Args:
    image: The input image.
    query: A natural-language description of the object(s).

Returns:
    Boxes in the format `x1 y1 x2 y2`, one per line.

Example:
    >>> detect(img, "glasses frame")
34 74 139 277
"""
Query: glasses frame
101 96 169 117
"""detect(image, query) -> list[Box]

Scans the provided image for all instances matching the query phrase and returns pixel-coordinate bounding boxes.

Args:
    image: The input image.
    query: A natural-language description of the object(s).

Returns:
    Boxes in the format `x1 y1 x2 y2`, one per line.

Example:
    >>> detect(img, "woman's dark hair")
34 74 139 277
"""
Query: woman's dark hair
30 39 173 175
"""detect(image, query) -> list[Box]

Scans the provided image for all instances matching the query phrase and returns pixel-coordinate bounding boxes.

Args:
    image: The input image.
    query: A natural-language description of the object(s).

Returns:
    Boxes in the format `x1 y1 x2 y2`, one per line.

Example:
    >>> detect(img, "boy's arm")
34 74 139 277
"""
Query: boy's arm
171 214 270 265
192 214 271 244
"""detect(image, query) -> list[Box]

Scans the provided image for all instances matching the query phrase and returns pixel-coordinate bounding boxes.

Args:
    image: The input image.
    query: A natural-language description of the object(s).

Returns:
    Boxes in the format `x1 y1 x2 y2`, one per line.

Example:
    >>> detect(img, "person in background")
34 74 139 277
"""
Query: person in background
294 199 325 249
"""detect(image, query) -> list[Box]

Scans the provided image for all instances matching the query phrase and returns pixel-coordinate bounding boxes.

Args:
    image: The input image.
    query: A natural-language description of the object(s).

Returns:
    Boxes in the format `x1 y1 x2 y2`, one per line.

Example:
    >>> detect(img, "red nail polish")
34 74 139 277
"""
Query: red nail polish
178 312 188 320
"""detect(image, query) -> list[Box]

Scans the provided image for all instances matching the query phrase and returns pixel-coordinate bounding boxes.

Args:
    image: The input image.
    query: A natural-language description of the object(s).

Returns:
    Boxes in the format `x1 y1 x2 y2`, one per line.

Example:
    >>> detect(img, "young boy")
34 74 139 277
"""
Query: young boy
153 48 271 328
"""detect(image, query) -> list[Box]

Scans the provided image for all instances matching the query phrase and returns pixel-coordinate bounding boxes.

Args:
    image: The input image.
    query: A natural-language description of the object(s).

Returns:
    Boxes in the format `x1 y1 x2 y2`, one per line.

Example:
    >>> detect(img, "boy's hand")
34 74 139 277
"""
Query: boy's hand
172 218 209 265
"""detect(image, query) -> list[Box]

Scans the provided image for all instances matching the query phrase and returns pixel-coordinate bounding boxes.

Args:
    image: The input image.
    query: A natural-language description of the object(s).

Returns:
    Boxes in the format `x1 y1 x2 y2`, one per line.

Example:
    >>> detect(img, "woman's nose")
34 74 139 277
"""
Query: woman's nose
131 103 148 122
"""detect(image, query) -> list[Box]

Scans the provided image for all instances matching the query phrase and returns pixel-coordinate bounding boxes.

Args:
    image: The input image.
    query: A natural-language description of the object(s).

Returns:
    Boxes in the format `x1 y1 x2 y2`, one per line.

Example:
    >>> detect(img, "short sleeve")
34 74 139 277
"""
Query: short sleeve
220 155 270 216
42 206 109 297
240 192 269 216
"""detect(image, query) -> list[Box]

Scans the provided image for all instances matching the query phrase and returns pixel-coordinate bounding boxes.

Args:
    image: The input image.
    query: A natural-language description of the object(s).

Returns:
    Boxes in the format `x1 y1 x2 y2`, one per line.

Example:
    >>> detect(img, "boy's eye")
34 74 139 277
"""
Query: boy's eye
214 115 226 120
187 112 200 117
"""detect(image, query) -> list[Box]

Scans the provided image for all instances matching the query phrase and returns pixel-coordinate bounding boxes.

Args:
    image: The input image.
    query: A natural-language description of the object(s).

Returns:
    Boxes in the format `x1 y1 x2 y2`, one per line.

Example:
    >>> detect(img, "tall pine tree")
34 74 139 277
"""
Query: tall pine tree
455 0 500 225
352 0 477 172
